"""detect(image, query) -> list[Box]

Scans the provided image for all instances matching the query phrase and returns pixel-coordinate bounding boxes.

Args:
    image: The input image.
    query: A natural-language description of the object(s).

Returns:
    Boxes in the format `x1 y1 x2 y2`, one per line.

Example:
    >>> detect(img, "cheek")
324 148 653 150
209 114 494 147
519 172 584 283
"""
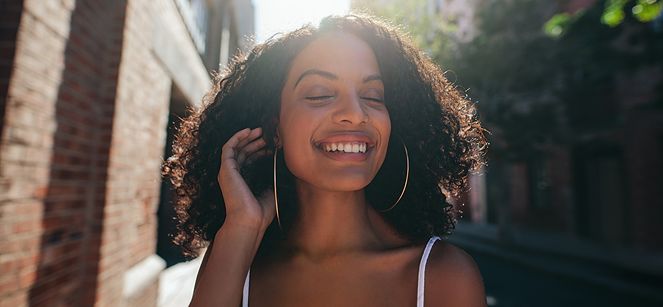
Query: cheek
279 107 317 144
376 111 392 147
278 114 316 177
383 115 392 139
371 110 392 172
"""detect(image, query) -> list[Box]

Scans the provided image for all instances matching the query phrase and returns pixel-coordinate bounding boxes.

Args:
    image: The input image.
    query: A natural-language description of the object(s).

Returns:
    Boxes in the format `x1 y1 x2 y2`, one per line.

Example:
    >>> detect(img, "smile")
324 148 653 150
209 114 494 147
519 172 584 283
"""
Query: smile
313 133 376 162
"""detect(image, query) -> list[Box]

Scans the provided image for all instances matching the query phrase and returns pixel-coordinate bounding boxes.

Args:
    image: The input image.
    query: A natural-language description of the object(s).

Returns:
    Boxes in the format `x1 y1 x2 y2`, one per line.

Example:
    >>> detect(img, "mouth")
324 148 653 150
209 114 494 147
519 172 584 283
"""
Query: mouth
313 134 376 162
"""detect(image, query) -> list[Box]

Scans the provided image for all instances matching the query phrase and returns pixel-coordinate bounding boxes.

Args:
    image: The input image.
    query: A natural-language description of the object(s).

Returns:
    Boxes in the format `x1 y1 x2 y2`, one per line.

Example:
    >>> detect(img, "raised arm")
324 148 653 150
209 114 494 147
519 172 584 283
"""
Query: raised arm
189 127 275 307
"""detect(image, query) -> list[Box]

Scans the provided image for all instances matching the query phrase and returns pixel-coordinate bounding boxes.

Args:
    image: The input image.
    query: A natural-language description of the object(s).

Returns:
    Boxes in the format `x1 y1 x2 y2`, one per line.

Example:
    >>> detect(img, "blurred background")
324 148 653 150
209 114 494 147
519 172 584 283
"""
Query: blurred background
0 0 660 306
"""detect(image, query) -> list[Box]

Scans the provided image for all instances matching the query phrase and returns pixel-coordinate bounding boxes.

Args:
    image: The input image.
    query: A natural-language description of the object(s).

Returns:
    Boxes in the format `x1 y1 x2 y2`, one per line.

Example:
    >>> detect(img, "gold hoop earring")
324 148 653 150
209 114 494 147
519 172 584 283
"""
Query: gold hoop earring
273 148 283 230
379 142 410 212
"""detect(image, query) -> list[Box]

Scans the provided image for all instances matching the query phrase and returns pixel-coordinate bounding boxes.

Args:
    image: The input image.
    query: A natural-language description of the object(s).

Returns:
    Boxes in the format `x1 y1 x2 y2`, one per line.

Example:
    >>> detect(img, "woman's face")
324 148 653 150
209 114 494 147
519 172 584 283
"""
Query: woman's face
279 32 391 192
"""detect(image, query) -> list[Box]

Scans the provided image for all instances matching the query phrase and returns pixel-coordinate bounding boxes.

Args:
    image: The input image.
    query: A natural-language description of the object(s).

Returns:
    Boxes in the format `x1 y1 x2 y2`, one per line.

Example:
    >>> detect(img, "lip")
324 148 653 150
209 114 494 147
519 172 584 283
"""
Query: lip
316 146 371 162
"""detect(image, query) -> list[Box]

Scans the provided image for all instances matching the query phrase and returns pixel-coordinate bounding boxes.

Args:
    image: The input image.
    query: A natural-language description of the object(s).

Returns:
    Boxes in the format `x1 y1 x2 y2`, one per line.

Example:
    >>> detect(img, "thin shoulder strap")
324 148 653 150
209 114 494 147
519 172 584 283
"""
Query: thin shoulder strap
416 236 440 307
242 269 250 307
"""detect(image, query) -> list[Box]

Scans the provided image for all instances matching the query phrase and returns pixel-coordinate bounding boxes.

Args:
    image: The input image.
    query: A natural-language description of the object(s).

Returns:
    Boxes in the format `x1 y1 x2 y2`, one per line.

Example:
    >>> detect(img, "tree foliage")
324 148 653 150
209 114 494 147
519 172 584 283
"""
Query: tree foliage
546 0 663 37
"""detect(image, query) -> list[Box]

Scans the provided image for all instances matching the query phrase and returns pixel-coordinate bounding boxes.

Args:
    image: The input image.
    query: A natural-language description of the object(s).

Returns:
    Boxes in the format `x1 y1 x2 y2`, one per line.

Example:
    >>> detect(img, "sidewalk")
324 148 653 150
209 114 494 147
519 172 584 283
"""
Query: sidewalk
158 255 203 307
450 222 663 304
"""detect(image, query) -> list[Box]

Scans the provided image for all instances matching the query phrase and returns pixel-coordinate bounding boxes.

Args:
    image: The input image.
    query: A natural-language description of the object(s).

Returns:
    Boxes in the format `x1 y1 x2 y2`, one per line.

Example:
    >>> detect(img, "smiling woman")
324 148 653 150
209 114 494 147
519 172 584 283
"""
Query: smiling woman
162 14 488 307
279 32 391 195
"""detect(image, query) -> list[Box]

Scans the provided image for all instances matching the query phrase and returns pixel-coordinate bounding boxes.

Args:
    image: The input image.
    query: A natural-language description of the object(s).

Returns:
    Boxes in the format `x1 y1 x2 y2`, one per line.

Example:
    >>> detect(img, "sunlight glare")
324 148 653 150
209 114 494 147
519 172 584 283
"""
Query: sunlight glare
254 0 351 43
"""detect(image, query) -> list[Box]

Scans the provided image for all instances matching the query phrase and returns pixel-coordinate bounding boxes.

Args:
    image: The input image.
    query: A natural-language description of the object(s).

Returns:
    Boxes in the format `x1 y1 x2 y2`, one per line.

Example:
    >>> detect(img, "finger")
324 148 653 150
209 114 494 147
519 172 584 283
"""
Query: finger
235 128 264 163
236 138 267 165
221 128 251 162
236 127 263 150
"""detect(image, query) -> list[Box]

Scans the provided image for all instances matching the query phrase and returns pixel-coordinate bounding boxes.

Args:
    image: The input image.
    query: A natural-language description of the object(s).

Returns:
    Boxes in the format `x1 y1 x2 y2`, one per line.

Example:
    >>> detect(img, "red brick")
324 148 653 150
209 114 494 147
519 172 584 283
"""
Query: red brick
0 0 221 305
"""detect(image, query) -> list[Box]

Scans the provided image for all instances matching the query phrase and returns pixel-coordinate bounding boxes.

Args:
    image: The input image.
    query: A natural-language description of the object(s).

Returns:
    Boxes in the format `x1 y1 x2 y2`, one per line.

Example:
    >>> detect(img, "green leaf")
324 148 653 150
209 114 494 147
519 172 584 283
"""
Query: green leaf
602 0 628 26
633 0 663 22
544 13 572 37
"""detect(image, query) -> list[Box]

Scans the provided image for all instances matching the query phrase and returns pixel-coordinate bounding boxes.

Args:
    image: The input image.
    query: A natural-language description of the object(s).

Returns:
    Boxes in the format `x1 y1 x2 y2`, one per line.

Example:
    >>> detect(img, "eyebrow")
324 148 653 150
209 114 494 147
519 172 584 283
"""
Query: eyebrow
293 69 383 89
363 74 383 83
294 69 337 88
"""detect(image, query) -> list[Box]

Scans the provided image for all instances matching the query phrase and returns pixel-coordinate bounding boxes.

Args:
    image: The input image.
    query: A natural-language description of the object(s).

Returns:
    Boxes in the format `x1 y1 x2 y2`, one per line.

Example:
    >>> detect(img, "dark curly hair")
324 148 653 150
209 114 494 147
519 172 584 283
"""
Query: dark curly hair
162 14 487 258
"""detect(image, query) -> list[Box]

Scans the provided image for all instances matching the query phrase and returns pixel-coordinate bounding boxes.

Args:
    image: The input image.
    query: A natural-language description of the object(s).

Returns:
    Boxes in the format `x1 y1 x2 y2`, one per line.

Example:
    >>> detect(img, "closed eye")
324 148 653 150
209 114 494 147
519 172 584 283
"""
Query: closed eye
361 97 384 103
306 96 335 101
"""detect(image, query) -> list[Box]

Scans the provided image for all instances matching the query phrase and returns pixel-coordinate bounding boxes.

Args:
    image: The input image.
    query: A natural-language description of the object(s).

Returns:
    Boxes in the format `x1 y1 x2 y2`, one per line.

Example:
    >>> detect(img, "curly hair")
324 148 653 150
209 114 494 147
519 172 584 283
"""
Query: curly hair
162 14 487 258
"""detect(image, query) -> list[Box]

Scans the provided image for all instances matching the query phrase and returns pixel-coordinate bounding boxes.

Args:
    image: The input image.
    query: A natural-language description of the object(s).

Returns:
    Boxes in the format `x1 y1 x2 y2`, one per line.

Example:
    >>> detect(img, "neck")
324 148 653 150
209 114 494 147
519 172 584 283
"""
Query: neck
283 180 389 259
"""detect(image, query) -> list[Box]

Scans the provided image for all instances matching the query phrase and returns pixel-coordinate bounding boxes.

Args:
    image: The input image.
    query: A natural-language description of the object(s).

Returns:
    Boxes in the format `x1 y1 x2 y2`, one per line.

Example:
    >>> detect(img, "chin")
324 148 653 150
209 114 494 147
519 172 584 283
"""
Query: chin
316 175 374 192
289 164 378 193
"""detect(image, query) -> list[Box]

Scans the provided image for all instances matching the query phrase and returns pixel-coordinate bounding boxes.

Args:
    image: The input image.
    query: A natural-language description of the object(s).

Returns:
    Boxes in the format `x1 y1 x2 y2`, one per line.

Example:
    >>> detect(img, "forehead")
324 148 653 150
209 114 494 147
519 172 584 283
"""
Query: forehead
286 32 381 82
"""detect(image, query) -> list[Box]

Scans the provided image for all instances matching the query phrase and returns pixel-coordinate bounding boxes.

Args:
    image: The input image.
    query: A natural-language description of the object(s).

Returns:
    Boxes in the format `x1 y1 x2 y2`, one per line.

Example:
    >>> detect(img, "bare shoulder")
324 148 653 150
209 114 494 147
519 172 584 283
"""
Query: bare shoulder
425 240 487 307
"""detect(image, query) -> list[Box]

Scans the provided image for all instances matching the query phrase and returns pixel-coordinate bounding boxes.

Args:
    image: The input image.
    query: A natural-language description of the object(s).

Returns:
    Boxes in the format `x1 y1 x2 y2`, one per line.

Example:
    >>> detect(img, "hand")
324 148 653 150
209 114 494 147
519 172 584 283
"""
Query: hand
217 128 275 232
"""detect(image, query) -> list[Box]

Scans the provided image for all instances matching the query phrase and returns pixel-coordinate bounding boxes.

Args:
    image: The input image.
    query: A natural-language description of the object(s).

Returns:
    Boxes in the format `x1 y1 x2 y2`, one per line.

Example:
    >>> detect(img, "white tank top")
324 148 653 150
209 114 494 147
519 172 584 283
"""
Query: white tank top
242 236 440 307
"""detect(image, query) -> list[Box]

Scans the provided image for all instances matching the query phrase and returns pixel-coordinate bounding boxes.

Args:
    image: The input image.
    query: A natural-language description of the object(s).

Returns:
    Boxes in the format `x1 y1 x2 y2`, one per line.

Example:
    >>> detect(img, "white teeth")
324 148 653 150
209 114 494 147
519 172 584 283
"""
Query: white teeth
321 142 368 153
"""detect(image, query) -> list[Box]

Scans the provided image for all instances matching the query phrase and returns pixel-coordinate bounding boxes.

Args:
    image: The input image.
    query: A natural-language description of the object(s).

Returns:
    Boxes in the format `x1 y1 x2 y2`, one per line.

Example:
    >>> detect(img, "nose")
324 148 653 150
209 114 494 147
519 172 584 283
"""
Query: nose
332 92 369 125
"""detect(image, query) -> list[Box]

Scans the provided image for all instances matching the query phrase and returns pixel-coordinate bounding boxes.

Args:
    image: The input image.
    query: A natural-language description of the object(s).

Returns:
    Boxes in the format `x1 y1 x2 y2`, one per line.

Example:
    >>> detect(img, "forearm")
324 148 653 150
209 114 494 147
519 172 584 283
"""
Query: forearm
189 222 265 307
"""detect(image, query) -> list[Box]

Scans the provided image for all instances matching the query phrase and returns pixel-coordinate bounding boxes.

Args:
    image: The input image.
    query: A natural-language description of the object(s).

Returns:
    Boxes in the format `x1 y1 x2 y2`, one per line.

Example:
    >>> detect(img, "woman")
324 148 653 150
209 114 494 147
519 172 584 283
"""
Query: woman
163 14 488 307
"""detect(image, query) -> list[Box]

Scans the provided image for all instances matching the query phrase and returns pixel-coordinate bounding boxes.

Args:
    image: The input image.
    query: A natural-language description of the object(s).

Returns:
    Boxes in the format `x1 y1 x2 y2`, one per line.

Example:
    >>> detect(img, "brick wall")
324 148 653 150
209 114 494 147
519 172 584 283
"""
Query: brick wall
97 0 171 305
0 0 220 305
0 0 177 305
0 0 129 305
0 0 24 135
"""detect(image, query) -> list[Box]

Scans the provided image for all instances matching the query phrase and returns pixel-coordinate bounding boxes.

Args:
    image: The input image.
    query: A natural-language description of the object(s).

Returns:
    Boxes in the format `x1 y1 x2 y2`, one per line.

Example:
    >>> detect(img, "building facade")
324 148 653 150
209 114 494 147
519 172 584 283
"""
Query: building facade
0 0 253 306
